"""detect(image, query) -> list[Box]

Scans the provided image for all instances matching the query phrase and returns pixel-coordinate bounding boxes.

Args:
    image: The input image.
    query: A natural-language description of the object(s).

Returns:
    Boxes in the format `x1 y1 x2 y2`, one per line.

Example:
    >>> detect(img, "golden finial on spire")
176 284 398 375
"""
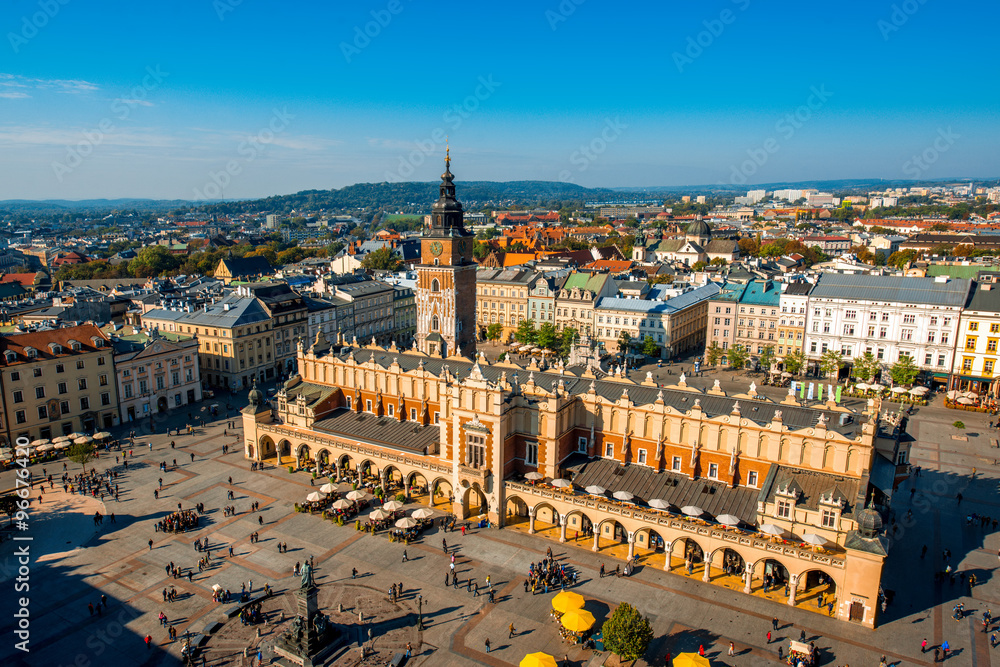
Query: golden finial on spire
445 136 450 167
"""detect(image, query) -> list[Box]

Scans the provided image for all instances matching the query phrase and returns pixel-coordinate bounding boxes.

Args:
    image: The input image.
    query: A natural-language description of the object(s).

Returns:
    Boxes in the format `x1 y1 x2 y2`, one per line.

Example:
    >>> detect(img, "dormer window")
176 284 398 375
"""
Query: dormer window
91 337 104 348
68 339 82 351
48 343 62 355
24 347 37 359
3 351 15 362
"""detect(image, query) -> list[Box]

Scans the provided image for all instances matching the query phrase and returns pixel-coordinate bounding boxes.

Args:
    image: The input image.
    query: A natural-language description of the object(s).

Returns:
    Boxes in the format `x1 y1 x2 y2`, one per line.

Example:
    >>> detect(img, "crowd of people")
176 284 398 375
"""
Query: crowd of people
157 509 199 533
525 548 578 594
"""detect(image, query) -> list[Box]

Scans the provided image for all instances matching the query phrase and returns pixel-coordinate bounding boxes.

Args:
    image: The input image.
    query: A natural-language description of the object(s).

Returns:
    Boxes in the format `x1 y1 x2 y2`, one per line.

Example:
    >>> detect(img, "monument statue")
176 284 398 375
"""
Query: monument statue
300 560 314 589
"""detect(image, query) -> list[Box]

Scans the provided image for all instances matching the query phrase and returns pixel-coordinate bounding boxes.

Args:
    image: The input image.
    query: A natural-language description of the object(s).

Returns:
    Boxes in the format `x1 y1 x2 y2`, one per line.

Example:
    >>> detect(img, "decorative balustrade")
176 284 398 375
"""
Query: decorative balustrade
504 480 845 568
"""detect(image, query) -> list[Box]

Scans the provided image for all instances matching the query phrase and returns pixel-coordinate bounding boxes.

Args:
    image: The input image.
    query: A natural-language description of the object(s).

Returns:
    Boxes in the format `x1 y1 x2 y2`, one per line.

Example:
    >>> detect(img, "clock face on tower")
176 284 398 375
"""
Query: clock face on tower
430 241 443 256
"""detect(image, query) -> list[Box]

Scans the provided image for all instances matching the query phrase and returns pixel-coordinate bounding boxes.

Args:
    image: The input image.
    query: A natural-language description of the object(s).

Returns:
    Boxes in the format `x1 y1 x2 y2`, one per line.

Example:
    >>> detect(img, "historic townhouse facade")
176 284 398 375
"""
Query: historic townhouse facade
953 279 1000 398
777 282 810 362
804 274 970 382
241 157 896 628
476 268 535 342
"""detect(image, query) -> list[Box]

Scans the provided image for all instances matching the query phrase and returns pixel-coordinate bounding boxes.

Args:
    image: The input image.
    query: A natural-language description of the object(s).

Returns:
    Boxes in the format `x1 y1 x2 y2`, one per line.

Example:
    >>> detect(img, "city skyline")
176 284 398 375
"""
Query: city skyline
1 0 998 200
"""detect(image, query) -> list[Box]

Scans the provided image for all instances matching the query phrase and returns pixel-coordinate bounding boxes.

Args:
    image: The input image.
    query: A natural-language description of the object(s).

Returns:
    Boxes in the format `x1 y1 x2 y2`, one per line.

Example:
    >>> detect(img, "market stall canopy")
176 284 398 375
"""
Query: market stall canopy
560 608 596 632
648 499 671 510
551 590 585 613
673 654 710 667
520 653 558 667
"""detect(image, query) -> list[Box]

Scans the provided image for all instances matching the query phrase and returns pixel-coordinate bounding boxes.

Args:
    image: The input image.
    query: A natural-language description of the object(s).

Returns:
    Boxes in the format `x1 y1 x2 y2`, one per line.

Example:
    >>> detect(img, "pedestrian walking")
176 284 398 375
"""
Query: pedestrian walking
728 642 735 656
921 638 927 652
766 631 771 644
148 539 154 550
772 617 778 631
352 567 357 579
88 603 94 616
485 638 491 653
402 550 408 562
509 622 516 638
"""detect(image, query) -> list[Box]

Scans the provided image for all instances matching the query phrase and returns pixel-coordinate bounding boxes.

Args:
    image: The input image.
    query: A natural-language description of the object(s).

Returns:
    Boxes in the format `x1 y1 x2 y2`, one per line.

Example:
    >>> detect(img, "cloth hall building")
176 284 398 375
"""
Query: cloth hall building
242 156 900 628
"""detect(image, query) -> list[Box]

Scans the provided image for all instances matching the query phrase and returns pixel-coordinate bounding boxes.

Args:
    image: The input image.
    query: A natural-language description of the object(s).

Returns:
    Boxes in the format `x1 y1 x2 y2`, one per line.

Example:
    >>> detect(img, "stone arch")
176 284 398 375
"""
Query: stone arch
529 501 561 538
429 477 453 509
669 536 705 567
462 483 487 518
561 509 594 545
594 518 629 553
359 459 378 483
633 526 668 568
315 448 331 468
706 546 748 584
750 557 790 594
407 471 429 502
295 443 311 467
504 495 529 527
793 567 838 609
276 438 292 464
382 465 403 489
257 435 275 461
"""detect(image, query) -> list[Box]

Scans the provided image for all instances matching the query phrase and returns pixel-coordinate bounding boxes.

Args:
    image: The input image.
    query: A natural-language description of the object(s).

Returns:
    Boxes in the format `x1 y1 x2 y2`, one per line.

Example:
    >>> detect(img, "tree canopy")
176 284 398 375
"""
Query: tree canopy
360 247 403 271
889 355 920 386
602 602 653 662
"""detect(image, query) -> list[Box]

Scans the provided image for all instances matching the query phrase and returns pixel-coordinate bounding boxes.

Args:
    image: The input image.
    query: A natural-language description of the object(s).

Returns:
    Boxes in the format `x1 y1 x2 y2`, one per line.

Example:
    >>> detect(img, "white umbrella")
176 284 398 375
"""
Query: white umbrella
958 396 974 405
648 499 671 510
68 432 87 440
910 386 929 396
585 485 606 496
411 507 435 519
319 483 337 494
30 439 50 448
869 384 885 392
781 372 793 378
74 436 93 445
890 386 908 394
305 491 326 503
551 478 573 489
93 431 112 440
52 435 71 443
964 390 980 399
36 444 55 452
369 509 391 521
682 505 704 517
54 441 71 450
0 448 13 459
346 490 367 501
801 533 829 546
946 390 960 400
613 490 634 502
854 382 869 391
716 514 742 526
331 499 352 510
382 500 404 511
759 523 786 536
395 517 418 529
524 472 544 481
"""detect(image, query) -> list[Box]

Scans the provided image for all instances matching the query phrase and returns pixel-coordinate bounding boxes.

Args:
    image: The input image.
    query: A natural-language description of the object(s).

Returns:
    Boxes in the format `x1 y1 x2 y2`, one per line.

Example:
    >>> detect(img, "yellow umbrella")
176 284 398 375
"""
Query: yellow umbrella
673 653 711 667
551 590 585 614
520 653 558 667
560 608 596 633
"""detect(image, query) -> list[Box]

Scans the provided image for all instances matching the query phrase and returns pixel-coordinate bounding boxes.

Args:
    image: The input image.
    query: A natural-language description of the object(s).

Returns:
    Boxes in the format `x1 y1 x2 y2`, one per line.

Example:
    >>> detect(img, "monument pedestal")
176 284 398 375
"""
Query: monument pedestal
274 583 338 667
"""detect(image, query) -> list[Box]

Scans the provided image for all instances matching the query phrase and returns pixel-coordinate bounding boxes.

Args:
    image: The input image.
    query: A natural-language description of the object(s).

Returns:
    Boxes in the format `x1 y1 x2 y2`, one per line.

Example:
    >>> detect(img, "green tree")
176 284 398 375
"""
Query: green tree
513 319 536 345
472 241 491 260
486 323 503 343
360 247 402 271
820 350 844 380
558 327 579 358
641 335 659 357
783 349 805 376
851 352 881 382
617 330 632 354
889 355 920 386
536 322 558 350
128 245 180 278
758 345 775 373
704 342 722 366
602 602 653 662
0 495 17 527
726 344 749 373
67 442 96 473
692 261 707 270
953 420 966 433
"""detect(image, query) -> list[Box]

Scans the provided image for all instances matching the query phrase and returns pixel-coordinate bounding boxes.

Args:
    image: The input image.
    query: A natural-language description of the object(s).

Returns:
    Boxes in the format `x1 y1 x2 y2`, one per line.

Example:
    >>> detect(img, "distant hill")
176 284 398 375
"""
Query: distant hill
0 198 192 214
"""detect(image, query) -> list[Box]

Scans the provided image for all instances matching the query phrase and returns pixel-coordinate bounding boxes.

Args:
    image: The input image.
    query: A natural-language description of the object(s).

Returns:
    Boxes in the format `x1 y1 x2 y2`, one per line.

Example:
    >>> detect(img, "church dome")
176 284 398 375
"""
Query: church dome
686 218 711 239
248 382 264 408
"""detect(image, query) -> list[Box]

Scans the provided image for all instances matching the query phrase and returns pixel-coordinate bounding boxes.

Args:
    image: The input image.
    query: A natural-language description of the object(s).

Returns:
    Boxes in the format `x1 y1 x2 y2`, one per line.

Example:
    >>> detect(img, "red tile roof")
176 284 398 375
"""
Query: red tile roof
1 273 38 286
0 324 110 366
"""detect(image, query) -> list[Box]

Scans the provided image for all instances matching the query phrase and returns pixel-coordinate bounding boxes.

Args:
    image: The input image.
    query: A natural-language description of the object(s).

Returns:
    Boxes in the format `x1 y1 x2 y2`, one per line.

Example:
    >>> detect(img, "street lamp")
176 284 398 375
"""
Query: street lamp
417 594 423 630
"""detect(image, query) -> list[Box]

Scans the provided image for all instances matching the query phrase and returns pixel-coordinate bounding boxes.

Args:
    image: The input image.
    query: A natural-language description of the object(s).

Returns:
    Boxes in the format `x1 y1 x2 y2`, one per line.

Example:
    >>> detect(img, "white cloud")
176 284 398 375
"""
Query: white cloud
115 98 154 108
0 74 100 99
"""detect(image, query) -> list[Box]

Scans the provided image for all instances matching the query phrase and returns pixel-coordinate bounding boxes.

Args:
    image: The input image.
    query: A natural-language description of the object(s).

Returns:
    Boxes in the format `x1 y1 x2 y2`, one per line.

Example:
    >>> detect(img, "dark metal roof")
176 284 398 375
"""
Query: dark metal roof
567 457 760 525
761 465 859 519
313 408 440 455
810 273 971 307
333 348 858 435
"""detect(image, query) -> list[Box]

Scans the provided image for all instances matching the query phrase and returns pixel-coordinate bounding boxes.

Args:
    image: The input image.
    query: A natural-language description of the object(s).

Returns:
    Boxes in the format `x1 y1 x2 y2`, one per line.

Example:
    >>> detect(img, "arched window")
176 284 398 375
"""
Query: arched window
431 279 440 292
432 316 439 331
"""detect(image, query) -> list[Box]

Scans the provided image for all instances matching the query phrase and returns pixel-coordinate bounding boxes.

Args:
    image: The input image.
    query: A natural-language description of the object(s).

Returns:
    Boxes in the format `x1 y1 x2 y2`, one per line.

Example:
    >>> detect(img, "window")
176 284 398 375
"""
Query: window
37 405 47 419
992 323 1000 334
962 358 973 371
9 371 18 381
986 360 995 375
124 384 133 399
526 442 538 466
927 331 936 343
156 377 165 390
76 360 84 369
989 339 998 353
843 324 854 336
941 332 949 345
97 357 105 366
605 442 614 458
365 399 372 413
15 410 25 424
879 327 887 339
80 397 89 410
845 310 856 319
671 456 682 471
776 499 791 519
925 353 932 365
175 394 182 407
56 364 64 373
99 374 108 386
821 509 837 528
12 390 22 403
747 470 759 487
577 436 588 453
33 368 42 377
966 337 977 350
903 314 916 325
78 378 88 390
707 463 719 478
637 449 647 465
60 401 69 415
969 321 979 331
434 412 440 424
35 386 45 399
467 434 486 468
101 392 110 406
345 396 352 409
938 354 946 366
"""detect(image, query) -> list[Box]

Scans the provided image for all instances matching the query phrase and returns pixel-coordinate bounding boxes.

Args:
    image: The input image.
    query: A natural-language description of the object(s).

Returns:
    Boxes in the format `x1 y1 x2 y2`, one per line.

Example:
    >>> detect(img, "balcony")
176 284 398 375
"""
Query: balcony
458 464 489 481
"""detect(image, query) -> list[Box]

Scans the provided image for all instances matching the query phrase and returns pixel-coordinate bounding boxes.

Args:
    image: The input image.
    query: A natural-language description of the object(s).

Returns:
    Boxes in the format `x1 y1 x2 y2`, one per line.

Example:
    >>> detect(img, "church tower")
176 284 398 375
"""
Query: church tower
415 150 477 358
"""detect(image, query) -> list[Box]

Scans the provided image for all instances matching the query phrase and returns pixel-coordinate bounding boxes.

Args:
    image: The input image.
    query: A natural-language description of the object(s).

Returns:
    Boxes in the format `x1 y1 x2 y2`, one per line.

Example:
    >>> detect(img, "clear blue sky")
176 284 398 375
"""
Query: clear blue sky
1 0 997 200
